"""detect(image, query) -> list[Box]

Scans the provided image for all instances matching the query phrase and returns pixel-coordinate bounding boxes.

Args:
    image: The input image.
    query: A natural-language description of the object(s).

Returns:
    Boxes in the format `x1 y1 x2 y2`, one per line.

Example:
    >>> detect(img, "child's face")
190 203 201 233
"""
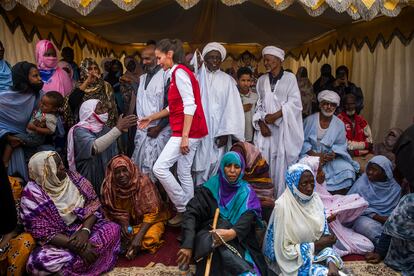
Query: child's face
238 74 252 92
40 96 57 113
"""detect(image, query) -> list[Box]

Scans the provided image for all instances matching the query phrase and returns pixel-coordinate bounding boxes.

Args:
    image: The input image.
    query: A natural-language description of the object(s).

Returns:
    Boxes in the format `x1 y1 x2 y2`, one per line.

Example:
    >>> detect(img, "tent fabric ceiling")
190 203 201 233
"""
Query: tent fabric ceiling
1 1 413 59
1 0 409 20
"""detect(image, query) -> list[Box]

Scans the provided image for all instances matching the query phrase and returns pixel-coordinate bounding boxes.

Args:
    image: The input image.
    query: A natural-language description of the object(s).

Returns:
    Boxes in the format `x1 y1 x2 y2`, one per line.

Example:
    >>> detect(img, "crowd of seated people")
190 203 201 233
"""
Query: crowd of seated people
0 38 412 276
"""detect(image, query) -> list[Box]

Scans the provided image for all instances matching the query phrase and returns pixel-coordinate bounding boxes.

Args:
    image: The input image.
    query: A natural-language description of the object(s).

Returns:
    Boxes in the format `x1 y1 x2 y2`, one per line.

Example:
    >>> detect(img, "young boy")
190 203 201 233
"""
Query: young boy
237 67 258 143
2 91 64 167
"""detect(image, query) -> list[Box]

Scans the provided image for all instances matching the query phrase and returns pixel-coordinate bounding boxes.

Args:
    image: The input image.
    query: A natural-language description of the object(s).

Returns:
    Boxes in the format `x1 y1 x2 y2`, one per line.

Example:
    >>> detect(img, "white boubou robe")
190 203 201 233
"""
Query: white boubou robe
193 65 245 185
131 69 171 181
253 71 304 197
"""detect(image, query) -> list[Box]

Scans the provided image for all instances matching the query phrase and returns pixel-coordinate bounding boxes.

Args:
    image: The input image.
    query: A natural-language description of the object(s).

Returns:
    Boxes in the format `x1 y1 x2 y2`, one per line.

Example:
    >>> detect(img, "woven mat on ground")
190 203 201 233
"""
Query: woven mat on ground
342 261 400 276
108 261 400 276
106 263 195 276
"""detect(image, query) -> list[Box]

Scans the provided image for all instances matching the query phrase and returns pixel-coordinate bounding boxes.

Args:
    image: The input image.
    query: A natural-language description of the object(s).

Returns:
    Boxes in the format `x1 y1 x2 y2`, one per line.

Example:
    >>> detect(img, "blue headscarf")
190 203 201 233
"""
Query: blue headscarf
0 60 12 92
348 155 401 216
203 151 261 224
285 163 315 204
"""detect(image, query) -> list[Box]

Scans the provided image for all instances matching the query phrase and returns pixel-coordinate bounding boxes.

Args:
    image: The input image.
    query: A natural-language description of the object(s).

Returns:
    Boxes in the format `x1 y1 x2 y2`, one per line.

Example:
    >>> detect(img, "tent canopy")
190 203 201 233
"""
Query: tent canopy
1 0 413 59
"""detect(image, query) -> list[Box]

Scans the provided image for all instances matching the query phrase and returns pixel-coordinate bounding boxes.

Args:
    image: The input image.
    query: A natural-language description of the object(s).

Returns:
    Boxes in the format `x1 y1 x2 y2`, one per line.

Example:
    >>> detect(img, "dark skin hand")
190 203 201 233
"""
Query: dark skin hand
243 103 253 112
50 233 98 264
125 222 152 260
365 252 383 264
147 125 162 138
215 135 228 148
372 214 388 224
258 120 271 137
121 225 132 241
69 214 97 252
307 150 336 166
327 262 340 276
264 110 283 125
314 234 337 252
177 248 192 267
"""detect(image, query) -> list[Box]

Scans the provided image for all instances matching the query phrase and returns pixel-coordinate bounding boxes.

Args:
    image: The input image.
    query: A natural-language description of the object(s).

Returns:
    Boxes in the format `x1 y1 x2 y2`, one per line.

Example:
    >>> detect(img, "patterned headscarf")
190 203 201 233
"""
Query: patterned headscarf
285 163 315 203
78 58 105 93
101 155 163 226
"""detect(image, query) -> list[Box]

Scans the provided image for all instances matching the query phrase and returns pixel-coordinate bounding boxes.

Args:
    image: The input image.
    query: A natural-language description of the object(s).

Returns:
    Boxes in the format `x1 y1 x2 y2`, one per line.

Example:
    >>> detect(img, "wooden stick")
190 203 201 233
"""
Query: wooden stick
204 208 220 276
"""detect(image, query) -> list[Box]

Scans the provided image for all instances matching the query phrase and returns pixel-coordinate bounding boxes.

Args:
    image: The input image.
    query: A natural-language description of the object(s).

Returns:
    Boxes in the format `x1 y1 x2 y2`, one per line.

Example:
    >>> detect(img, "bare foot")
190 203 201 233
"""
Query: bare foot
365 252 383 264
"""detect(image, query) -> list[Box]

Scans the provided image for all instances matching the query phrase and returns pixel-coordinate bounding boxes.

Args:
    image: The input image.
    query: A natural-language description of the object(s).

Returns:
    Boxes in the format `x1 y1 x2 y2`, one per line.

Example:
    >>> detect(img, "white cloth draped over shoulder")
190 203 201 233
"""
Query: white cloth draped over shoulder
132 69 171 181
253 71 304 197
193 64 245 185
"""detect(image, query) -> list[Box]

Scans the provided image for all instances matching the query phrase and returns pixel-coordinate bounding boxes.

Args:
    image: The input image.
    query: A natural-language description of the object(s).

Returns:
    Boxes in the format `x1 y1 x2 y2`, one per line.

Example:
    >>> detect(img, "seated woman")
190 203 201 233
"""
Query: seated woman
0 61 43 180
337 94 373 172
231 141 274 222
20 151 120 275
263 163 343 276
35 40 73 96
348 155 401 245
101 155 169 259
179 152 268 276
301 90 359 194
67 99 137 193
299 156 374 256
0 175 35 276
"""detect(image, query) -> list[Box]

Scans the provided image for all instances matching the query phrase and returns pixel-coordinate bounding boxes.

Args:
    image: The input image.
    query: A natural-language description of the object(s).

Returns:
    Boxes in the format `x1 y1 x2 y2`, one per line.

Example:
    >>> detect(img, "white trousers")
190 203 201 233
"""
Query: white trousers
153 136 200 212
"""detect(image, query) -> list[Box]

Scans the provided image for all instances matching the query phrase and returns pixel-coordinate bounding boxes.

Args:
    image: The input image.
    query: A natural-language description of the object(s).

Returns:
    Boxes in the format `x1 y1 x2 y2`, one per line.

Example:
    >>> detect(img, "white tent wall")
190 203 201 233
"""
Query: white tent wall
1 14 413 142
282 38 414 142
0 15 109 70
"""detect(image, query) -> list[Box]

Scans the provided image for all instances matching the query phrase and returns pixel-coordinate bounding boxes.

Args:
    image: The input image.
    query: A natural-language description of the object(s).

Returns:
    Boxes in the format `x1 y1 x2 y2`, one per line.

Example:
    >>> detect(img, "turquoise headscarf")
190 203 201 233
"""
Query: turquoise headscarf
203 151 261 224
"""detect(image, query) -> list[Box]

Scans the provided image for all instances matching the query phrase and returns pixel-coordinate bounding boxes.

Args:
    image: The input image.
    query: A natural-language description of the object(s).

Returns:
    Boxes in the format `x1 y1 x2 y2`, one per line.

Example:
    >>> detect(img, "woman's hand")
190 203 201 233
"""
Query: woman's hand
373 214 388 224
69 229 90 252
258 120 271 137
314 234 337 252
137 115 153 129
79 243 98 264
125 235 142 260
327 262 340 276
116 114 138 132
327 214 337 223
210 229 237 247
180 136 190 155
177 248 192 267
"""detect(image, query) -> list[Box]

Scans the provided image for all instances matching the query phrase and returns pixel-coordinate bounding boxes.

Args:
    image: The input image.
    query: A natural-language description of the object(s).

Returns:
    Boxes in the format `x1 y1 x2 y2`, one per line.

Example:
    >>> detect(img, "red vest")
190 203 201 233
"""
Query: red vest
168 65 208 138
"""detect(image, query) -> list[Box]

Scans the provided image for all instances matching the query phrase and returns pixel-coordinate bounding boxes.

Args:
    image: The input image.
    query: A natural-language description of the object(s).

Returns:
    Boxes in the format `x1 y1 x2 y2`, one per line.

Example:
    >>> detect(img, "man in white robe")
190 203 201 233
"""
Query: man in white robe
131 45 171 181
253 46 304 197
193 42 245 185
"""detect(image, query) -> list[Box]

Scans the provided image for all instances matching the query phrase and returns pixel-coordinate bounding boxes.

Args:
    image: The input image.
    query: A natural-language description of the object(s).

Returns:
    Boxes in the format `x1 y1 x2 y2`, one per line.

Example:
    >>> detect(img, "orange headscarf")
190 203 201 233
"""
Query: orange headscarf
101 155 162 226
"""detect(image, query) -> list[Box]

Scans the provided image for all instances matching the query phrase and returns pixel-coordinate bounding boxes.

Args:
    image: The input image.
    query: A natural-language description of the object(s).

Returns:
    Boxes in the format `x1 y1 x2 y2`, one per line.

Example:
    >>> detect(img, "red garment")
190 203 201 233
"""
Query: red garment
338 111 370 156
168 64 208 138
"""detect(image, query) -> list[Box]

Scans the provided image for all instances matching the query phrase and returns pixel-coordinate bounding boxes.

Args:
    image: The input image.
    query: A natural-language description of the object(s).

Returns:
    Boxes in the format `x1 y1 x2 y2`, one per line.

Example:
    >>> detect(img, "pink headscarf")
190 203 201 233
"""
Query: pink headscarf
35 40 73 96
67 99 106 171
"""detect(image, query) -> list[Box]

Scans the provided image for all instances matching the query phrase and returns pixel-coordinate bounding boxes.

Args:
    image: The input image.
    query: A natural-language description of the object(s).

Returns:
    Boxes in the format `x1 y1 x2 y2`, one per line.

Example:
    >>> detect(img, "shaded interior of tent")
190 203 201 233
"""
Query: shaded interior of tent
1 0 414 141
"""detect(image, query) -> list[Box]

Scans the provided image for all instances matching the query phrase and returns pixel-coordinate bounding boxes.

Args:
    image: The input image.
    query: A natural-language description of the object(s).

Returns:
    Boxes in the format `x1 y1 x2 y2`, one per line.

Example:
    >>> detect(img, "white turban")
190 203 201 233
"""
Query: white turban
262 46 285 62
202 42 226 61
317 90 340 105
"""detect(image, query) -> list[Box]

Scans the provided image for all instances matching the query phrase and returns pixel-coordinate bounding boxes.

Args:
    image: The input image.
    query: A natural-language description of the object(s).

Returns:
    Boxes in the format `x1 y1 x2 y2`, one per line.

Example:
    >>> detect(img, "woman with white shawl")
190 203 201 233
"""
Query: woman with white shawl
263 163 343 276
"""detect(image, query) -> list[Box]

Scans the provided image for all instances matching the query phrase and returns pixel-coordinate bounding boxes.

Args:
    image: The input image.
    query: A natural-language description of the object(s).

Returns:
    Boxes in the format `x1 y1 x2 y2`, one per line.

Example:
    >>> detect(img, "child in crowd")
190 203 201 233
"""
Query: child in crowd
237 67 258 143
2 91 64 167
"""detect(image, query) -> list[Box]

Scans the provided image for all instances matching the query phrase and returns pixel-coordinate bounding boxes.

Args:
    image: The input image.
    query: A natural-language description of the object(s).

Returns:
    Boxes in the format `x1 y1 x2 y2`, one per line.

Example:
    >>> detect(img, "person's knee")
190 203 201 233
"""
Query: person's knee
153 161 164 178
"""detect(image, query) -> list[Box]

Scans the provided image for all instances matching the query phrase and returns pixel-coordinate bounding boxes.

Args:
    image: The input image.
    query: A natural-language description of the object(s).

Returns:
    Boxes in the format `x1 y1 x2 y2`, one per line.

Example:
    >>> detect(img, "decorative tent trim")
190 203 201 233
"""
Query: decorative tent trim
0 0 410 20
1 4 413 61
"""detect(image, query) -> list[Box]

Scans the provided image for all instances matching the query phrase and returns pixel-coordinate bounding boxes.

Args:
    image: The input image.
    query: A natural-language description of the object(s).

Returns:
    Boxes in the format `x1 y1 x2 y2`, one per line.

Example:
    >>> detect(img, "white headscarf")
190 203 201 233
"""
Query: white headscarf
317 90 340 105
202 42 226 61
67 99 106 171
29 151 85 225
271 163 325 276
262 46 285 62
